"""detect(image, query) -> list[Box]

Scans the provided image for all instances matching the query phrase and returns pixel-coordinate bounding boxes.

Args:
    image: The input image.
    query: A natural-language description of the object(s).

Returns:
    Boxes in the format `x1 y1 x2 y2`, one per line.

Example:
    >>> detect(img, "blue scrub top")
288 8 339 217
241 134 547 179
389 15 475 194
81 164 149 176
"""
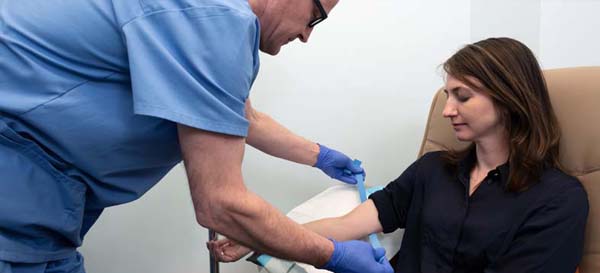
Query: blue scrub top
0 0 260 263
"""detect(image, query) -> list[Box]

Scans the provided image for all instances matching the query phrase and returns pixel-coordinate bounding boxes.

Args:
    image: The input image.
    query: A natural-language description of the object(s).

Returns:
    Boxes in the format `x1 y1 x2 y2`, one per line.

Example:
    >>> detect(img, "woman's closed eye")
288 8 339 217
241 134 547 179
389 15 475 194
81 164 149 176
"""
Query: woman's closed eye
457 95 470 102
456 90 471 102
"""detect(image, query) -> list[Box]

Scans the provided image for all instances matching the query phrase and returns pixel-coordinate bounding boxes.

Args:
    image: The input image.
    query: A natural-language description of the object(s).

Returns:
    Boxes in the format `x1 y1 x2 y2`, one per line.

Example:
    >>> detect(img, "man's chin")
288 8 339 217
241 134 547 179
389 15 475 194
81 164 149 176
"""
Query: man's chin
259 44 282 56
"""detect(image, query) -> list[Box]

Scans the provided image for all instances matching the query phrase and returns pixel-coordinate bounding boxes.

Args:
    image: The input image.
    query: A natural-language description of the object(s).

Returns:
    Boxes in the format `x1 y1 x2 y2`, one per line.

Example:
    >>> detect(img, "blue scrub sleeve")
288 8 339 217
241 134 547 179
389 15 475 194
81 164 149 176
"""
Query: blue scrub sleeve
122 7 260 137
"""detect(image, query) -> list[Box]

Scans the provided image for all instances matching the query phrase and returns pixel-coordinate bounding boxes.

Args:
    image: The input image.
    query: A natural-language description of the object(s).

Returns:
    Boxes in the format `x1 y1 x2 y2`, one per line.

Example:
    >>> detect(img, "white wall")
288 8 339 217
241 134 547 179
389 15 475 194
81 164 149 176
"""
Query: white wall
470 0 541 54
80 0 600 272
539 0 600 68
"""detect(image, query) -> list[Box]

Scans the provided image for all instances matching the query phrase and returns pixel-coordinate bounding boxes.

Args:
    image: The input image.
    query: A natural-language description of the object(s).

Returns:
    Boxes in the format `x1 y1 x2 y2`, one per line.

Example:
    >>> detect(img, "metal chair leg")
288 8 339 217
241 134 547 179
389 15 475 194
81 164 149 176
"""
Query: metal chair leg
209 229 220 273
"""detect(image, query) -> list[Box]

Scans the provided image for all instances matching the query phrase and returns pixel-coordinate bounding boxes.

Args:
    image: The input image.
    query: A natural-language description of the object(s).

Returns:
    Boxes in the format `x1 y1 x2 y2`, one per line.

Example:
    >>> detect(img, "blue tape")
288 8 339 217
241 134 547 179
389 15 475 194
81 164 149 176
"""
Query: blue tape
257 254 272 266
366 186 384 197
350 160 386 263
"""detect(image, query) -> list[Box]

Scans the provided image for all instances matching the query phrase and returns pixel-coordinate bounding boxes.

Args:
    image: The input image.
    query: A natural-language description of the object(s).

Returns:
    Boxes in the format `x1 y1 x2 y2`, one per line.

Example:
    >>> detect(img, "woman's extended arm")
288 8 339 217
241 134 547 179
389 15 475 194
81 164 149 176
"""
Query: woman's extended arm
304 199 383 241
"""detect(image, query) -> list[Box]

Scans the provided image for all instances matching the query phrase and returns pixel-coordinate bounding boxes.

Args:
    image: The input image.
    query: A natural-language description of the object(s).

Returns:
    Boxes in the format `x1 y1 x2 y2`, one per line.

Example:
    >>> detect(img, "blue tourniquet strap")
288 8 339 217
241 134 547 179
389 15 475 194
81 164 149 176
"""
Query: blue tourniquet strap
350 160 385 262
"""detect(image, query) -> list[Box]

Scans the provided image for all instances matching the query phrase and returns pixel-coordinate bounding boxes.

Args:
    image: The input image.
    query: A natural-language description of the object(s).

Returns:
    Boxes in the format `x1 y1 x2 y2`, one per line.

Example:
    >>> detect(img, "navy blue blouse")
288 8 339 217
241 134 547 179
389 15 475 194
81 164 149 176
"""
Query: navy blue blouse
370 151 588 273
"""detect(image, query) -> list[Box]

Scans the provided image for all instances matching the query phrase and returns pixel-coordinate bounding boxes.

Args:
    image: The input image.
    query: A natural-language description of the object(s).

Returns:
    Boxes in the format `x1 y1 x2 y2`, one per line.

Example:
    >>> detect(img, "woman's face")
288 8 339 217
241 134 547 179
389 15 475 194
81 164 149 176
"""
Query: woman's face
442 75 505 142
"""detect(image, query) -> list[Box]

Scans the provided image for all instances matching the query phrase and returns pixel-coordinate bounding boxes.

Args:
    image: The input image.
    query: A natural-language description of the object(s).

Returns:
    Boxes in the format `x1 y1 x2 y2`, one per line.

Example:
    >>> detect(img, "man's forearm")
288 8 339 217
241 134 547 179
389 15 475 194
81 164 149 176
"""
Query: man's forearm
177 125 333 267
199 186 334 266
245 100 319 166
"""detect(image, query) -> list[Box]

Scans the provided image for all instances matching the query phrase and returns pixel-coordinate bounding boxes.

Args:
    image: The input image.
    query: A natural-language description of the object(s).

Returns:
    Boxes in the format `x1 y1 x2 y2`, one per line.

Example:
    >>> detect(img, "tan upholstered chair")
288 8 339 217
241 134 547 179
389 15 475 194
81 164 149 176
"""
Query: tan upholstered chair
418 67 600 273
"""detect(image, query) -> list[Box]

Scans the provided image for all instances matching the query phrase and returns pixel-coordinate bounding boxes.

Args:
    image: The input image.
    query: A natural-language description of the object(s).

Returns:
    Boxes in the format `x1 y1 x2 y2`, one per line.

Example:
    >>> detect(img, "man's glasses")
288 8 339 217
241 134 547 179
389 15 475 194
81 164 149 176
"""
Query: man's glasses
308 0 328 28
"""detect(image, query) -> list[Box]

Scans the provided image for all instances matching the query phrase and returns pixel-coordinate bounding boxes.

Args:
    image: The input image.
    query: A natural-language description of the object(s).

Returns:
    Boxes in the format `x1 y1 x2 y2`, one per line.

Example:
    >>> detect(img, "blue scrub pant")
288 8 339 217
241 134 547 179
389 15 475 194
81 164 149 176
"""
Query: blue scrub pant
0 119 85 264
0 253 84 273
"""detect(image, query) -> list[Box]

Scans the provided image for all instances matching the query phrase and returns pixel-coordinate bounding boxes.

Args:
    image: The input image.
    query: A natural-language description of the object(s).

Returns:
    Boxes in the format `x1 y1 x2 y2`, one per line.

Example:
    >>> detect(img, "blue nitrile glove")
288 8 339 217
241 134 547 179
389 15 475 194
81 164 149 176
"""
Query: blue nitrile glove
320 239 393 273
314 144 364 184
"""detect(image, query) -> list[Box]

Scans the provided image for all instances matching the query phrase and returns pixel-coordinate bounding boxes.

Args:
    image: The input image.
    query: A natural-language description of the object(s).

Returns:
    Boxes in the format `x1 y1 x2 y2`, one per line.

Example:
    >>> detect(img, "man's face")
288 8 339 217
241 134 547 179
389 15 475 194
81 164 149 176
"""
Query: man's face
257 0 339 55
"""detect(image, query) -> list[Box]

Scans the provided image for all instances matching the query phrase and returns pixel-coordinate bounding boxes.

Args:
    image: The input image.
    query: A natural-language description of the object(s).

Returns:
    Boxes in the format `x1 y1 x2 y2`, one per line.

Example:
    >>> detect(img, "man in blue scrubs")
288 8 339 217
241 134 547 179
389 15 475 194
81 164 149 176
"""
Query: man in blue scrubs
0 0 393 272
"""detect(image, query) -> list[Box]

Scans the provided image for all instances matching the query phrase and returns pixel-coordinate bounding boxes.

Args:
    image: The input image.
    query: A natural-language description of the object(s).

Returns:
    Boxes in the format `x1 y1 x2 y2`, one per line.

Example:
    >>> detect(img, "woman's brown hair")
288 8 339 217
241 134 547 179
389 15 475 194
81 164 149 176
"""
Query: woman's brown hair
442 37 562 192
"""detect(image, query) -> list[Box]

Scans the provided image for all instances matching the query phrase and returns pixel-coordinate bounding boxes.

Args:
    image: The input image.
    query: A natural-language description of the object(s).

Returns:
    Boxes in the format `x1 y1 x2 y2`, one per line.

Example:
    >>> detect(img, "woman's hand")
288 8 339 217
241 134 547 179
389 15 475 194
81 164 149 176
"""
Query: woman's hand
207 238 253 262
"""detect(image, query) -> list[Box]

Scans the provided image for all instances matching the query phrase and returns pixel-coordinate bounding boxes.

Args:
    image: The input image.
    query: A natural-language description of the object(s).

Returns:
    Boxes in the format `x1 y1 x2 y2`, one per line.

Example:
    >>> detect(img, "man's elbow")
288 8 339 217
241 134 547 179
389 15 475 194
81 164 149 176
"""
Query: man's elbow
193 197 224 230
193 192 245 231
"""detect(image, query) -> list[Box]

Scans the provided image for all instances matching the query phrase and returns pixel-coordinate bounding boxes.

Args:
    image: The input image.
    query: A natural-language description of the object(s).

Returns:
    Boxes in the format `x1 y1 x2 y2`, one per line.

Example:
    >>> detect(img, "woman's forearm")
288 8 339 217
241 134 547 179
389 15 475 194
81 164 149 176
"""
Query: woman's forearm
303 200 384 241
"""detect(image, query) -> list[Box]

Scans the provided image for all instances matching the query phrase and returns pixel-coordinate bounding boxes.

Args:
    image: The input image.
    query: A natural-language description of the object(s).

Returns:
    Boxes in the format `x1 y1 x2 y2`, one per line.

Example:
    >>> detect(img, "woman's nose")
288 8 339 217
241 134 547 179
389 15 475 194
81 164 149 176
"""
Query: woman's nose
442 101 457 118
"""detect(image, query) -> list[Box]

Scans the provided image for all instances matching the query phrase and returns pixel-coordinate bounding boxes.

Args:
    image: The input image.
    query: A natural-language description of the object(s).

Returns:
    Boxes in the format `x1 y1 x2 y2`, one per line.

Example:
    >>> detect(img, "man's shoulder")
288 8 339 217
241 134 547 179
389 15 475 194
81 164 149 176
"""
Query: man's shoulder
137 0 256 18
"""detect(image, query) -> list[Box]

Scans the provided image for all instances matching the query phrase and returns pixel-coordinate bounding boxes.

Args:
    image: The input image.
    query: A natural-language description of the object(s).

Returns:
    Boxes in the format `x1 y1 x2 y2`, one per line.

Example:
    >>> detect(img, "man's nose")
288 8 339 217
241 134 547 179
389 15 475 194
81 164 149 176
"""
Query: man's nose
299 27 313 43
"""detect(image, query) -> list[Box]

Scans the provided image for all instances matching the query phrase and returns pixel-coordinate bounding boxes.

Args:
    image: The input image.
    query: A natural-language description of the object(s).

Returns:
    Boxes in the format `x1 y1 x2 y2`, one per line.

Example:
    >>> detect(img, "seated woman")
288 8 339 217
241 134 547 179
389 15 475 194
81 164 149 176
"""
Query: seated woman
208 37 589 273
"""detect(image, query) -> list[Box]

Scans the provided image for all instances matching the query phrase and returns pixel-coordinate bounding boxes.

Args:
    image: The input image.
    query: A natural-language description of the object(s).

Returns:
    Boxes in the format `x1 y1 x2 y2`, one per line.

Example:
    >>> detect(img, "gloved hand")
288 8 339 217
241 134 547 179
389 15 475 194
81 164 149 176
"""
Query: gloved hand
314 144 364 184
320 239 394 273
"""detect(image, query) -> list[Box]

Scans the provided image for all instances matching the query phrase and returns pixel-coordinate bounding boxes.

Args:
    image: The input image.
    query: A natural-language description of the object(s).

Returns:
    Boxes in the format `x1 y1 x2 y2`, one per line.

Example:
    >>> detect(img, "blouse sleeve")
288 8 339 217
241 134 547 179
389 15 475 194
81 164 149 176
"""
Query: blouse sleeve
369 156 423 233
